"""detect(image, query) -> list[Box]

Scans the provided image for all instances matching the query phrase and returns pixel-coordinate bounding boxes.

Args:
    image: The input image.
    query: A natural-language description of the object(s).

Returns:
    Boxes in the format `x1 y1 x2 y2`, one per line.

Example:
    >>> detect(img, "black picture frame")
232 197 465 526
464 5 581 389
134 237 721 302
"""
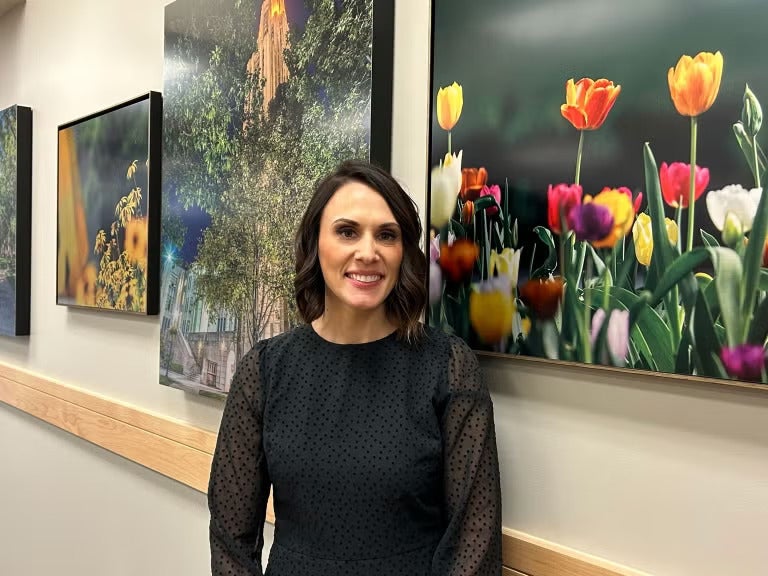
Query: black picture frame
56 91 162 315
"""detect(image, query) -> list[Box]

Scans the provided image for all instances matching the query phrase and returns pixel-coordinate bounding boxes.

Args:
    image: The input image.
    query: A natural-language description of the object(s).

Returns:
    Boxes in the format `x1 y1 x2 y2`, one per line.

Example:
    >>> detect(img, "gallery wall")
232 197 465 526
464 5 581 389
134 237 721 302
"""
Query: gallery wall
0 1 767 575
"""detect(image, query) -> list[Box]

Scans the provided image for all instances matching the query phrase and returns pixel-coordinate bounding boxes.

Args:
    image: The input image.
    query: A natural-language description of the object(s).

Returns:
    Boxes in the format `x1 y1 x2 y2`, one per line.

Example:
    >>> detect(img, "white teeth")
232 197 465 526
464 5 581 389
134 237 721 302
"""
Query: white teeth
348 274 381 283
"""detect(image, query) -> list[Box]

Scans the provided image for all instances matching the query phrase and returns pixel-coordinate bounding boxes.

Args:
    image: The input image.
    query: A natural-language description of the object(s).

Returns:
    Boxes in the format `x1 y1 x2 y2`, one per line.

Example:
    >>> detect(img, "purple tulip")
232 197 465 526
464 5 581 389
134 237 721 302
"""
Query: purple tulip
567 202 614 243
720 344 765 381
429 262 442 305
430 236 440 262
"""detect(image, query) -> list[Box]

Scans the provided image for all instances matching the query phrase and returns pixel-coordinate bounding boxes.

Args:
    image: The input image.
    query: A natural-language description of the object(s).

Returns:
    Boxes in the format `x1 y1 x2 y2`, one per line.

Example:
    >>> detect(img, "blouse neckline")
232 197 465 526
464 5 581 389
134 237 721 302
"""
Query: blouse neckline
305 323 398 348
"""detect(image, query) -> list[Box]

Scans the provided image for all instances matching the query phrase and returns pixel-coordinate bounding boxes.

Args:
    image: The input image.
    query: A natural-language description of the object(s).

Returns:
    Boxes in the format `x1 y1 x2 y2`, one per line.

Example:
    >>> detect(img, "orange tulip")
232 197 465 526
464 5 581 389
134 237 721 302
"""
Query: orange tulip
667 51 723 117
560 78 621 130
437 82 463 131
460 167 487 201
461 201 475 225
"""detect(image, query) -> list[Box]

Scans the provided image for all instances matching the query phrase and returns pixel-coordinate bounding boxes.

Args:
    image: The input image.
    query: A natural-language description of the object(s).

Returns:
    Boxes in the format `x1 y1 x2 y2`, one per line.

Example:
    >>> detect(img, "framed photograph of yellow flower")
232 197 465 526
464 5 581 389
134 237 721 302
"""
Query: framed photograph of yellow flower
427 0 768 389
0 104 32 336
57 92 162 315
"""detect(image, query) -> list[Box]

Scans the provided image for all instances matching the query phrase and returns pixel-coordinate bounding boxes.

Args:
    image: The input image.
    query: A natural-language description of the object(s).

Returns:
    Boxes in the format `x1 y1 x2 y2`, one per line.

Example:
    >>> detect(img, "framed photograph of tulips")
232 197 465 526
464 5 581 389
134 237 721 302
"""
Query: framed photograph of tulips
427 0 768 387
57 92 162 314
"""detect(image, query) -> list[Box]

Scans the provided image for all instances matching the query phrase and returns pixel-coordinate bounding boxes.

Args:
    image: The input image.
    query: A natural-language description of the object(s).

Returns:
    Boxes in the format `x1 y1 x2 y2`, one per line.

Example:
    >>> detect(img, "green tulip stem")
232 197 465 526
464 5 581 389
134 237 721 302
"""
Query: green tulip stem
448 131 452 156
603 251 612 311
686 116 699 252
575 242 587 288
575 130 585 185
675 205 682 252
583 256 593 364
754 134 761 189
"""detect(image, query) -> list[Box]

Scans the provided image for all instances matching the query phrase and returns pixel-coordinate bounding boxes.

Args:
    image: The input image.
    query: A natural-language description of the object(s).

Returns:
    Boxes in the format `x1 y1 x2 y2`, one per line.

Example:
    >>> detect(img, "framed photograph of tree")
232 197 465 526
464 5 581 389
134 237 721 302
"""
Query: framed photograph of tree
57 92 162 315
160 0 393 396
0 105 32 337
427 0 768 389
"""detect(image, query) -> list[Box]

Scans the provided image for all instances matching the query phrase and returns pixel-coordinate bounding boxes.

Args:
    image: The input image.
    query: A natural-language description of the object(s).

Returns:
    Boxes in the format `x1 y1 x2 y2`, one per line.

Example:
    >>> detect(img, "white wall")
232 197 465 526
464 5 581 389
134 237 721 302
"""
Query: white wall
1 1 768 575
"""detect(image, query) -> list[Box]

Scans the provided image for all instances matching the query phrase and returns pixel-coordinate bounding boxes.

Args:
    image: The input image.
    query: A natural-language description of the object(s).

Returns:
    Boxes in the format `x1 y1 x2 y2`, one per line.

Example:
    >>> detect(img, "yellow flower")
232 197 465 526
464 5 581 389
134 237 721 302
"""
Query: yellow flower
124 217 148 266
75 263 97 307
489 247 521 288
667 51 723 117
632 213 678 267
437 82 463 131
584 187 635 249
470 279 515 344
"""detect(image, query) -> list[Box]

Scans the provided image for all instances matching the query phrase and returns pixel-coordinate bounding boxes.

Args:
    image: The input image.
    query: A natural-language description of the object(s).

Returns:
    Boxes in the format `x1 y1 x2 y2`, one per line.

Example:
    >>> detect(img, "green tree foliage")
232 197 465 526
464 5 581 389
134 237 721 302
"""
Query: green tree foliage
176 0 373 346
164 0 260 212
0 107 18 279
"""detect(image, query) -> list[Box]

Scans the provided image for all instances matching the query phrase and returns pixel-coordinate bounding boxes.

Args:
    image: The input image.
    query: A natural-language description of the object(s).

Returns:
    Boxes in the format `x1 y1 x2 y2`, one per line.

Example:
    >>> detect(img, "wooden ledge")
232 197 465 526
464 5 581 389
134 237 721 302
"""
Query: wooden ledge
0 361 650 576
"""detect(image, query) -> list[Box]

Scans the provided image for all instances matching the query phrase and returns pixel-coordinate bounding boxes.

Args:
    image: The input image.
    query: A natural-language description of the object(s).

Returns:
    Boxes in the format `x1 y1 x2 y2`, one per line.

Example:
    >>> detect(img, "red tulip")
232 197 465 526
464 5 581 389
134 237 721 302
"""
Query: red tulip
439 239 479 283
519 276 565 320
660 162 710 208
547 183 583 234
480 184 501 215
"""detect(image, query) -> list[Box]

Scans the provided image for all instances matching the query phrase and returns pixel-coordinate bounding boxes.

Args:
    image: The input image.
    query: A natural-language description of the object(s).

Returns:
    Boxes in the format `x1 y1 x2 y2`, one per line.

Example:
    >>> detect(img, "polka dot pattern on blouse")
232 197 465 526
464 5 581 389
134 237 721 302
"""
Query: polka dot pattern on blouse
209 323 501 575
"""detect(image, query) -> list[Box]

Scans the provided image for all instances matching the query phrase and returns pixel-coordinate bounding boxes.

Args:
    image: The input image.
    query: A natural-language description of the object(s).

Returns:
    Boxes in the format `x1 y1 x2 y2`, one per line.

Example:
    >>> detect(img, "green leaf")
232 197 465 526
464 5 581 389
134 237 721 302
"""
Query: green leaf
616 240 637 291
585 244 607 278
592 287 674 372
733 122 767 184
690 286 725 377
708 247 744 348
473 195 501 213
700 229 720 248
642 248 708 309
747 295 768 345
643 143 676 286
531 226 558 279
741 167 768 339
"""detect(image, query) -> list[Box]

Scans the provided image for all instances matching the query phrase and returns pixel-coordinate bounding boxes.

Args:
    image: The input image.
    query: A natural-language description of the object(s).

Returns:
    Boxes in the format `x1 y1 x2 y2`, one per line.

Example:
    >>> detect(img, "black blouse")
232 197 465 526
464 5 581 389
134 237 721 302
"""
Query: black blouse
208 323 502 576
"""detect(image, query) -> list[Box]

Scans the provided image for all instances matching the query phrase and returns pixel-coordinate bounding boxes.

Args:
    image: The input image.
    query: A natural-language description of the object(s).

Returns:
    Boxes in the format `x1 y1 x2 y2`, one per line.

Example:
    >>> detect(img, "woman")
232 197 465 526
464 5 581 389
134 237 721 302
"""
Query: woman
209 160 502 575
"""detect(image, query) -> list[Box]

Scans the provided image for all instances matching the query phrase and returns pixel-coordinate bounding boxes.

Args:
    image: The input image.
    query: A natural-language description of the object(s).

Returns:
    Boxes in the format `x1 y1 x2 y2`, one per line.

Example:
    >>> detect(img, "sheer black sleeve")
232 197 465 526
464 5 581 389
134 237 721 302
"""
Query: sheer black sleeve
209 343 271 576
431 337 502 576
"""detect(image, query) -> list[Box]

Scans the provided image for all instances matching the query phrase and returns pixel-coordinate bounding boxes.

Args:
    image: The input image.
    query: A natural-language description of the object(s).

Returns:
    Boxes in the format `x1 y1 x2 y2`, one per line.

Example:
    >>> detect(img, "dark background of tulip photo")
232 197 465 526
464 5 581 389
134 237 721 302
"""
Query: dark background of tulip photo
429 0 768 266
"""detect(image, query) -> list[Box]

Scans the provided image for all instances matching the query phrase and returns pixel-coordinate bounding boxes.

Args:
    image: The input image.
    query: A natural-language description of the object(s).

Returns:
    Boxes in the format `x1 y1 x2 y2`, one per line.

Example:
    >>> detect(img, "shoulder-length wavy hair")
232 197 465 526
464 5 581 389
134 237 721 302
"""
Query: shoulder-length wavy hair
294 160 427 343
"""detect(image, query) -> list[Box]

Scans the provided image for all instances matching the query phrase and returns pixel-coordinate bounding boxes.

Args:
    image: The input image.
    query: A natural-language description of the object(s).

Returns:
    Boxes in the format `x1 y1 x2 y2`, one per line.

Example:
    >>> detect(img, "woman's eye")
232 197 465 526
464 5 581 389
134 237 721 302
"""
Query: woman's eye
337 228 356 239
379 231 398 241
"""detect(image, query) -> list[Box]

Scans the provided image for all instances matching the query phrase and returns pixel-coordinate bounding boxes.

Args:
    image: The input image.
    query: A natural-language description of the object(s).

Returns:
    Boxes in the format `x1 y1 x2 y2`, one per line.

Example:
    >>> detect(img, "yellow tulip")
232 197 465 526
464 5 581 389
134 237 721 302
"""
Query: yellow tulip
470 279 515 343
667 51 723 117
437 82 463 131
489 247 521 288
632 213 678 267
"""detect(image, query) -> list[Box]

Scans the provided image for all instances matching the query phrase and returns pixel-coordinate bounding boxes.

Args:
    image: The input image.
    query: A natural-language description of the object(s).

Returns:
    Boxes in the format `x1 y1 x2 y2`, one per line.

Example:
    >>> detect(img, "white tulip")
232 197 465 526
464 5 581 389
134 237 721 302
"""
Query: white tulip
430 150 462 228
705 184 762 231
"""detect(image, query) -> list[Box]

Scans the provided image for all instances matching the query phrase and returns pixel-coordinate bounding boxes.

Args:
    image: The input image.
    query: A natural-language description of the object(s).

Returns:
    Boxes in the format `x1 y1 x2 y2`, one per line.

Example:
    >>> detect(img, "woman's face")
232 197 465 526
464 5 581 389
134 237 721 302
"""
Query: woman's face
317 181 404 316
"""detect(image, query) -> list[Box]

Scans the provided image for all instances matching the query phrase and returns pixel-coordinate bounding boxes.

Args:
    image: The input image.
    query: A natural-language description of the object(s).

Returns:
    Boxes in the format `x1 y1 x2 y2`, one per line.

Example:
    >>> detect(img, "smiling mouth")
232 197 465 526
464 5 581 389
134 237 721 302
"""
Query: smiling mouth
346 273 383 283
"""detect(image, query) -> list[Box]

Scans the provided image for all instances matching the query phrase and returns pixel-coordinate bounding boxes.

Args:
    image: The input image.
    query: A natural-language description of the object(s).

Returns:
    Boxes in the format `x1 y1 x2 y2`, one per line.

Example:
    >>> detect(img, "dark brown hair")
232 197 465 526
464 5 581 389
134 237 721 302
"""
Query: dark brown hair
294 160 426 343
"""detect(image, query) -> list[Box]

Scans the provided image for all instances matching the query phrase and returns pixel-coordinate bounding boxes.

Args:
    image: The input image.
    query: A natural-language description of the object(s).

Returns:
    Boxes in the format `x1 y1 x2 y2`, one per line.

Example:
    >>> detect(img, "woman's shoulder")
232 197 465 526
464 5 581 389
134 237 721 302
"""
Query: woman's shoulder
254 324 313 359
419 324 476 358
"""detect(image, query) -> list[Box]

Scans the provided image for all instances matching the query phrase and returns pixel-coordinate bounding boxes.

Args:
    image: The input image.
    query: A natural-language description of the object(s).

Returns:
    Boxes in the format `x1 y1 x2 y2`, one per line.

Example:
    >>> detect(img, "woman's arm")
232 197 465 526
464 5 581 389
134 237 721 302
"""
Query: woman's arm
432 337 502 576
209 345 271 576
